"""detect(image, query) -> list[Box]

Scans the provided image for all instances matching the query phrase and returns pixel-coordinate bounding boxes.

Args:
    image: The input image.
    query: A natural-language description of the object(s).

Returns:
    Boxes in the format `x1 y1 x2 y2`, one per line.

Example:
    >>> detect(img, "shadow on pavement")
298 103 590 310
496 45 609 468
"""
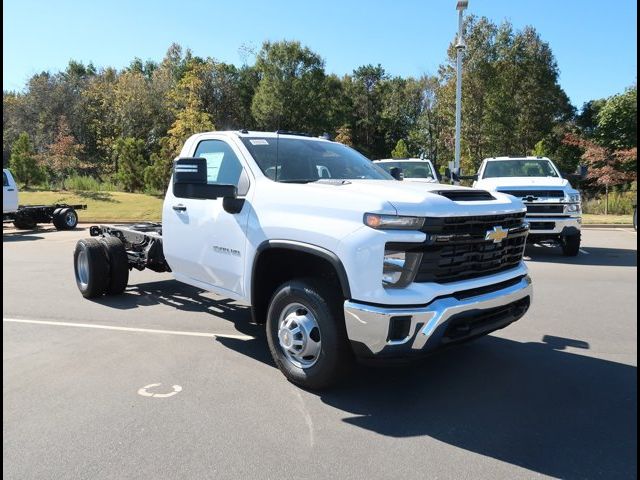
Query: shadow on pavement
95 279 272 363
94 281 636 478
318 336 636 479
2 225 87 242
525 243 637 267
220 328 636 479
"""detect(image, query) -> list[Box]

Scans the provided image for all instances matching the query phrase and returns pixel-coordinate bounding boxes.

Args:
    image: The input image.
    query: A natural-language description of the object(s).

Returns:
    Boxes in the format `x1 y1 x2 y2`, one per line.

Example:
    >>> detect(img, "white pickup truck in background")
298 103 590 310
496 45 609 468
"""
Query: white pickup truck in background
374 158 439 183
3 168 85 230
73 131 533 389
474 156 584 256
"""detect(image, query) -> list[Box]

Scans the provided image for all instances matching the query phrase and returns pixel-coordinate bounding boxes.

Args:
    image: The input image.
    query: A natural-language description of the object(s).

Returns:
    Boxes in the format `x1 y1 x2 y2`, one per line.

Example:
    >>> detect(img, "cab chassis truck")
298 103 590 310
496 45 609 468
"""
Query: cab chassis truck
74 130 533 389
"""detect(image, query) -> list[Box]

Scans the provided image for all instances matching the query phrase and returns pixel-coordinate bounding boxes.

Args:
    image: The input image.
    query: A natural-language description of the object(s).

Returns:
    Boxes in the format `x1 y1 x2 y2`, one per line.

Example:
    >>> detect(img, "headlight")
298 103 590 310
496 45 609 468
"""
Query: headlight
565 203 581 213
382 249 423 288
565 193 581 203
364 213 425 230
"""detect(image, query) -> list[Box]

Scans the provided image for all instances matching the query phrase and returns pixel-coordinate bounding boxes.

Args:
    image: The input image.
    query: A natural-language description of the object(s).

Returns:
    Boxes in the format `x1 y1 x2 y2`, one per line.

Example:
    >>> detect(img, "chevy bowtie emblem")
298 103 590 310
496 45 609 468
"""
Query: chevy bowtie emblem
485 226 508 243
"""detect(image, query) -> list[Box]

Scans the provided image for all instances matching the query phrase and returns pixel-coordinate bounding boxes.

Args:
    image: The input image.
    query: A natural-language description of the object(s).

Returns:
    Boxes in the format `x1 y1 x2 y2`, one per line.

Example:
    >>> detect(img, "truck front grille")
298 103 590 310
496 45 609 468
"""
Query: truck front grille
408 213 528 283
499 189 564 199
525 204 564 214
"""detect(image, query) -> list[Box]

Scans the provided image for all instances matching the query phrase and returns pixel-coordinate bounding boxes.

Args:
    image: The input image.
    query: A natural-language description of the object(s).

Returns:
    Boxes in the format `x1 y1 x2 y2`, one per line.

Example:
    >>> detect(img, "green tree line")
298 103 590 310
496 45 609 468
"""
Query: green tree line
3 15 636 194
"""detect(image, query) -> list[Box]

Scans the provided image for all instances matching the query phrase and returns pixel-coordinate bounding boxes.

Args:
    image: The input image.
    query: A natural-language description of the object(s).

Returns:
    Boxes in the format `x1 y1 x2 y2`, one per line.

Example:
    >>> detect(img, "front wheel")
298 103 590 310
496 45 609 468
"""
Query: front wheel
266 279 352 390
561 233 581 256
633 206 637 231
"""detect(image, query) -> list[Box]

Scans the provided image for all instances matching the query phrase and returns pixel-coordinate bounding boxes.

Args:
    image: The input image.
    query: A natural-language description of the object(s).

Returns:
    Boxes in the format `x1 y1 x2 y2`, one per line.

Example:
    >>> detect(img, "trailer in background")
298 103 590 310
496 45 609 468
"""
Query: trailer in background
3 168 87 230
4 203 87 230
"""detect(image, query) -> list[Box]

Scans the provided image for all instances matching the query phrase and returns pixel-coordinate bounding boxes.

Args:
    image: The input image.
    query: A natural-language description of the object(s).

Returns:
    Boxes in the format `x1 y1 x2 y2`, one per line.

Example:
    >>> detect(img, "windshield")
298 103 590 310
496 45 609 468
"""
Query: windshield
482 160 559 178
240 137 392 182
378 161 435 179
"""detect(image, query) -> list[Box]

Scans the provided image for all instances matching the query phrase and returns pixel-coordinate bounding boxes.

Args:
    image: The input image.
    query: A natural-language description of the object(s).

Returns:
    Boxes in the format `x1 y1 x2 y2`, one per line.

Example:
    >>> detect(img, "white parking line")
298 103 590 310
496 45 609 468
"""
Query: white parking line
579 249 590 255
2 318 254 340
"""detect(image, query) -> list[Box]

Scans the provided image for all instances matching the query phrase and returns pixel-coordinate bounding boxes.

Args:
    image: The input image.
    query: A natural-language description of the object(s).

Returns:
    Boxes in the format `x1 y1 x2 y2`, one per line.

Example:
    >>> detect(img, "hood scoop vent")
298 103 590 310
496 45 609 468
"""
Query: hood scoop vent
434 190 495 201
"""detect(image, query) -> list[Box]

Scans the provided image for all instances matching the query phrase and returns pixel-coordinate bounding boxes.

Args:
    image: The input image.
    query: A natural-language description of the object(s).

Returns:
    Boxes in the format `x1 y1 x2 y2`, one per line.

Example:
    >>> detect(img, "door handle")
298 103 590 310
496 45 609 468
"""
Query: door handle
6 188 14 191
172 204 187 212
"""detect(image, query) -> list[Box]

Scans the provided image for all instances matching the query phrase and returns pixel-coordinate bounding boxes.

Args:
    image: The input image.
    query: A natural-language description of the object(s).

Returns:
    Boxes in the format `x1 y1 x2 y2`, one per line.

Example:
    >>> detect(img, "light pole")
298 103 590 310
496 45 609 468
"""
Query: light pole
452 0 468 185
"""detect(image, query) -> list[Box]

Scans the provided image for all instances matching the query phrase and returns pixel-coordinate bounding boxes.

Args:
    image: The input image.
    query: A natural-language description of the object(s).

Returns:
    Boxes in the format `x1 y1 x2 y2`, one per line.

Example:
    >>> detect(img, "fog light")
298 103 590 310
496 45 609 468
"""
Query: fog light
383 249 422 288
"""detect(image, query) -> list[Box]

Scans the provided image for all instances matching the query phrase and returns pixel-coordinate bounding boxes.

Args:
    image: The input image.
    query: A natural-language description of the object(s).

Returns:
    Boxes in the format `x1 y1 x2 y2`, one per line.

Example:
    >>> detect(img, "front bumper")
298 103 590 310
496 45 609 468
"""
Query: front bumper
344 275 532 358
526 215 581 235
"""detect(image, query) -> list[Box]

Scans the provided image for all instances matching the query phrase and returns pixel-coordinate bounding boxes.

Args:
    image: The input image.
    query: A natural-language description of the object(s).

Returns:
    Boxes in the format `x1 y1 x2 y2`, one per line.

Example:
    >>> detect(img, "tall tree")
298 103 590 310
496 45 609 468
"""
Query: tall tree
391 139 410 158
144 60 214 190
113 137 148 192
41 117 84 189
251 40 328 133
9 132 41 187
595 86 637 150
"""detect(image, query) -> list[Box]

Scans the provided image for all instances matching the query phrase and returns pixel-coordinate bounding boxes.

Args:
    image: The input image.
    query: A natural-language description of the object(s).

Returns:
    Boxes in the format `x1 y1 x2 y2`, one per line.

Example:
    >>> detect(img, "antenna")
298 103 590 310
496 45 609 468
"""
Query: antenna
275 131 280 181
275 113 281 181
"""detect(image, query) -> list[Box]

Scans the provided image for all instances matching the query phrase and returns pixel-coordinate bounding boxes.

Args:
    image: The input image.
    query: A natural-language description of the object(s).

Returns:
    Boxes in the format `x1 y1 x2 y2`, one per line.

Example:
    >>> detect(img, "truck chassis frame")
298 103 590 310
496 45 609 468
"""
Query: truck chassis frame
4 203 87 230
89 223 170 273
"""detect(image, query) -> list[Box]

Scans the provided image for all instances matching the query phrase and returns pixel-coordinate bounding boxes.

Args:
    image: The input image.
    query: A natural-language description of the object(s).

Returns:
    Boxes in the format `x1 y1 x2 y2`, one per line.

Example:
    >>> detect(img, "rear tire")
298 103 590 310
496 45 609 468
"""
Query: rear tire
561 233 581 256
52 208 65 230
634 206 637 231
13 213 36 230
266 278 352 390
57 207 78 230
100 237 129 295
74 238 109 298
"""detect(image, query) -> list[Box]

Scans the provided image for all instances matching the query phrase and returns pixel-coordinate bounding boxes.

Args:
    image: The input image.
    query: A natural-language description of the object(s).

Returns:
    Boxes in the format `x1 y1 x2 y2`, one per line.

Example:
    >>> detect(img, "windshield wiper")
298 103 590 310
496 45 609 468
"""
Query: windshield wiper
277 179 319 184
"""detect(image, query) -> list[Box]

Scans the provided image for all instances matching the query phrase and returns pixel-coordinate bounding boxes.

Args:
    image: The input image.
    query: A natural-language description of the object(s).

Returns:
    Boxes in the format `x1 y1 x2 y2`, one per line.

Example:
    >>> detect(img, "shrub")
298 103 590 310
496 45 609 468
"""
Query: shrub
582 190 636 215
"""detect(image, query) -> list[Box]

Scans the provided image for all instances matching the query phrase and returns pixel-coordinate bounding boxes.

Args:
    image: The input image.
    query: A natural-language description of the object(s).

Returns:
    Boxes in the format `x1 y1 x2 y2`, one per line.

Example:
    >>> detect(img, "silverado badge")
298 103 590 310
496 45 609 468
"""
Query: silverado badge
485 226 508 243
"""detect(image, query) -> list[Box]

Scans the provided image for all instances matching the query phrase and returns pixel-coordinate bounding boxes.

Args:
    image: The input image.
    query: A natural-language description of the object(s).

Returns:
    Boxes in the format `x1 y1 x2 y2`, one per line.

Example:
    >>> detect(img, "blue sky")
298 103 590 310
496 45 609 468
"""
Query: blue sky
3 0 637 108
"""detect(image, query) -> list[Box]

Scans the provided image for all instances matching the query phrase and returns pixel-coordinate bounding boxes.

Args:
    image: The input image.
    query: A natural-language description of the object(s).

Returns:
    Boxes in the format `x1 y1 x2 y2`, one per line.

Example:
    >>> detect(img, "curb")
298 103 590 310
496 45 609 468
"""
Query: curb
582 224 634 229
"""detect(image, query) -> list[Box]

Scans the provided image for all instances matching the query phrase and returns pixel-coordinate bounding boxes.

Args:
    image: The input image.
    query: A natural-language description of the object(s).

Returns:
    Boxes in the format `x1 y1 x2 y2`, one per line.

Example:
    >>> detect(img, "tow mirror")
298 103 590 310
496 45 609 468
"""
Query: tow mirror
577 164 588 178
563 164 588 182
389 167 404 180
173 157 237 200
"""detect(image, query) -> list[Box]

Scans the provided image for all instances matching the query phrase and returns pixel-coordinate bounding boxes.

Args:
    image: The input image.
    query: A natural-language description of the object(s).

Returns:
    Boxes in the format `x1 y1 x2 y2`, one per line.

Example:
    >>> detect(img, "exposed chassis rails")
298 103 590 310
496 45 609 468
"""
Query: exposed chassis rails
89 222 170 273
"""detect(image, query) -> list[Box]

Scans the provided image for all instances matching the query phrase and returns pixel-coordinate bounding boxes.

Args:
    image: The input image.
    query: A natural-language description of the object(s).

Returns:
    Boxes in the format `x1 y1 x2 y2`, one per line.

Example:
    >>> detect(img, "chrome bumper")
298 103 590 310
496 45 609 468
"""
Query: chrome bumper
344 275 532 357
526 215 581 235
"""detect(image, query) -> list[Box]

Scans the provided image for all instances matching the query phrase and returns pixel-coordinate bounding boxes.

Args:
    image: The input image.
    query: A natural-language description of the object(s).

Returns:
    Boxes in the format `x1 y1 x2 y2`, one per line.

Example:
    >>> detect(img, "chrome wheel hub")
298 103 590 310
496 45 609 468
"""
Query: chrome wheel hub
65 211 76 227
76 249 89 289
277 302 321 369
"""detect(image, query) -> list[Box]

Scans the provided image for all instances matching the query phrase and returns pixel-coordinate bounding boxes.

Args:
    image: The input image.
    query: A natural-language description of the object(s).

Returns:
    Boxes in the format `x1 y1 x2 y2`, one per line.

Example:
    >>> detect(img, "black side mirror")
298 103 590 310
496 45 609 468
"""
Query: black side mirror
445 167 459 182
459 173 478 181
389 167 404 180
563 165 588 182
174 157 237 200
577 164 588 178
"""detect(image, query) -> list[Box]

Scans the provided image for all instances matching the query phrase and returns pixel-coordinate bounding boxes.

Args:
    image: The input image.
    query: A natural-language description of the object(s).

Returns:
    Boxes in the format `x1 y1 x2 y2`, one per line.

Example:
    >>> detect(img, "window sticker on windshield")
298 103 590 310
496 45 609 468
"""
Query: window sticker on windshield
250 139 269 146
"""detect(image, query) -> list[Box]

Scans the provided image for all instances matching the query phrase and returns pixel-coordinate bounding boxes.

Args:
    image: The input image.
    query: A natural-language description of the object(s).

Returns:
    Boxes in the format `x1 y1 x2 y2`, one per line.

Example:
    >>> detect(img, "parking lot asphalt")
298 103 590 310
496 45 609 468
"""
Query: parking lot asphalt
3 225 637 480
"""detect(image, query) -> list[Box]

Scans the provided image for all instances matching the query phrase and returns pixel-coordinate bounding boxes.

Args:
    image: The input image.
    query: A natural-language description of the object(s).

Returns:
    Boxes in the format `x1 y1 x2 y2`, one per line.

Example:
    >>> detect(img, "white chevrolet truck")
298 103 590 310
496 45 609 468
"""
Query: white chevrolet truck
374 158 440 183
3 168 85 230
73 131 532 389
473 156 583 256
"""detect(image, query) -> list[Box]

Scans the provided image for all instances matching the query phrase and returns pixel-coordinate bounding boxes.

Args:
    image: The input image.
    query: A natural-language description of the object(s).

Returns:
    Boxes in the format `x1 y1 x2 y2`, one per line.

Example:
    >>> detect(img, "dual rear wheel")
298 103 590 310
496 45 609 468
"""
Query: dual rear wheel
53 208 78 230
74 237 129 298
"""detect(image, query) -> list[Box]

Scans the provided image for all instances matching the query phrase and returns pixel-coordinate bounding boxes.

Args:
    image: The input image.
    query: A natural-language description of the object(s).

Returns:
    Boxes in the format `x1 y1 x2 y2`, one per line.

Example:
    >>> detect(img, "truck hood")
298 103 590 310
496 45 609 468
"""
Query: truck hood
271 179 525 217
475 176 570 191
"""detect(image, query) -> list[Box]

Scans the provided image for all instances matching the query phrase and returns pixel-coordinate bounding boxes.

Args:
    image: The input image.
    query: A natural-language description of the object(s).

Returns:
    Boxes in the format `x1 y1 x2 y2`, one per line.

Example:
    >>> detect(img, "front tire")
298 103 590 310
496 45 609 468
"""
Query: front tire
74 238 109 298
266 279 352 390
634 206 637 231
561 233 581 256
